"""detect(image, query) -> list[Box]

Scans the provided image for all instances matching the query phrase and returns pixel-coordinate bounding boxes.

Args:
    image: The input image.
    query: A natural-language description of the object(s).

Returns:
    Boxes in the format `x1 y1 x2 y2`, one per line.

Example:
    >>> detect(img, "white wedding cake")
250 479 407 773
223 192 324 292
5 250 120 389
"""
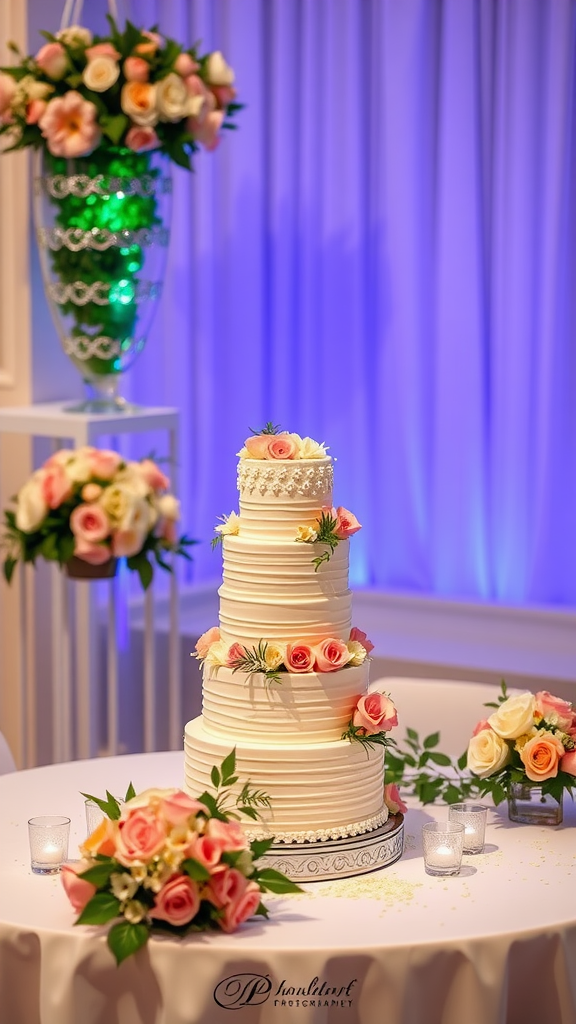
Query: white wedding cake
184 429 392 843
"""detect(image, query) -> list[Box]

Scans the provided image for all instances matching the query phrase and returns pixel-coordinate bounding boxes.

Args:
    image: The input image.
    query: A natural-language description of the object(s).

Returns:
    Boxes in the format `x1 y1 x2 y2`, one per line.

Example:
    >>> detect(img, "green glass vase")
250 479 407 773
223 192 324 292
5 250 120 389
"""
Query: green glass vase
34 146 172 412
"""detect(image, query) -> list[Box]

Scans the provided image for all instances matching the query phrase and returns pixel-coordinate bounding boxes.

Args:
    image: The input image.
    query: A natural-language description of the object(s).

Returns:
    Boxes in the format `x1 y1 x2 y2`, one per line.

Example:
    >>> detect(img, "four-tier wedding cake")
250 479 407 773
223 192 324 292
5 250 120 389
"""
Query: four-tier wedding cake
184 428 396 843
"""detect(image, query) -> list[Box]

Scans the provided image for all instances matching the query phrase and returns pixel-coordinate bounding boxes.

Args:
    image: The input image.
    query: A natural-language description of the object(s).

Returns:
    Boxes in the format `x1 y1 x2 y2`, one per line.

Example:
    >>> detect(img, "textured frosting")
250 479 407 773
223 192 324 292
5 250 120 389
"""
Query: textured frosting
185 717 387 841
201 663 368 743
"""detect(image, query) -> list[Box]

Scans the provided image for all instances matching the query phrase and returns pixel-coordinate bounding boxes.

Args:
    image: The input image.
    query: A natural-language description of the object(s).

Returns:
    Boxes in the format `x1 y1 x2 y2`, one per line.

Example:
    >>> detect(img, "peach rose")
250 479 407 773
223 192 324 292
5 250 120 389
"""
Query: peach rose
384 783 408 815
25 98 47 125
40 464 73 509
70 503 110 543
334 506 361 538
189 108 224 150
349 627 374 654
150 874 200 927
175 53 199 77
81 482 102 502
161 791 207 826
125 125 159 151
35 42 68 80
82 56 120 93
244 434 274 459
134 31 162 56
115 808 167 866
561 749 576 776
81 818 117 858
520 731 565 782
121 81 158 127
85 43 121 62
267 436 298 460
39 91 101 157
285 643 315 673
112 526 147 559
226 642 246 667
195 626 221 658
207 818 249 852
314 638 351 673
61 860 96 914
139 458 169 493
353 692 398 733
123 56 150 83
534 691 574 732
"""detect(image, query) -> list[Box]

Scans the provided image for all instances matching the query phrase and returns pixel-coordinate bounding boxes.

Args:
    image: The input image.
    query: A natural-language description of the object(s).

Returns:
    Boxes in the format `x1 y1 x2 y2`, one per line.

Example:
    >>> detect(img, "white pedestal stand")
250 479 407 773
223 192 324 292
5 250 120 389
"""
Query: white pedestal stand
0 402 180 767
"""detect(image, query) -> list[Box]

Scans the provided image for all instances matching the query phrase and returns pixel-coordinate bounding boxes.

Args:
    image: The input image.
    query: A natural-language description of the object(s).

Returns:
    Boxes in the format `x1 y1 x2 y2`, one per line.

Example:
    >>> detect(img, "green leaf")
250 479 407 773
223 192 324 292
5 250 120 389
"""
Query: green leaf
124 782 136 802
426 751 453 767
100 113 129 145
250 837 275 859
457 750 468 771
75 891 121 926
182 857 211 882
78 860 117 888
81 790 121 821
127 553 154 590
423 732 440 749
220 748 237 783
107 920 150 965
211 764 221 789
254 868 303 894
444 784 462 804
3 557 17 584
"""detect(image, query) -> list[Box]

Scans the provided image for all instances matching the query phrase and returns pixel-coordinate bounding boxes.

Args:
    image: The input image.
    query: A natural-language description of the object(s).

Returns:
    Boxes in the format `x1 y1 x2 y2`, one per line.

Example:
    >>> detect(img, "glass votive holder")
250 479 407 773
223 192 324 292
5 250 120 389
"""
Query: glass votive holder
422 821 465 876
85 798 105 837
28 815 71 874
448 803 488 854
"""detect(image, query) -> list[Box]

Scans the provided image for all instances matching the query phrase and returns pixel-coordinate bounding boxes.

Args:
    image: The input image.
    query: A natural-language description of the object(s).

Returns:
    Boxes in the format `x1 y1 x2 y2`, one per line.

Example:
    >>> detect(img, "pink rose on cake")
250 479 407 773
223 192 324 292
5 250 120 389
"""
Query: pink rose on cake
195 627 221 659
333 507 362 539
349 627 374 655
314 638 352 673
384 783 408 815
353 692 398 734
285 643 316 673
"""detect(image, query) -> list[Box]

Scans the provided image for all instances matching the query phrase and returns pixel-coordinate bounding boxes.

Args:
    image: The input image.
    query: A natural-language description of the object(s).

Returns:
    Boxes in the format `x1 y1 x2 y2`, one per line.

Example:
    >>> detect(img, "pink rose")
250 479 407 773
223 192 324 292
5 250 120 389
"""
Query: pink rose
266 436 298 460
26 98 47 125
244 434 273 459
70 503 110 543
35 42 68 80
123 56 150 83
134 31 162 56
334 506 361 539
150 873 200 927
40 465 73 509
139 458 170 492
219 874 261 934
61 860 97 914
39 92 101 157
207 818 249 852
186 833 226 872
353 692 398 734
187 108 224 151
534 691 574 732
472 719 492 736
195 626 220 658
175 53 199 77
115 808 167 865
88 450 121 481
161 790 207 826
519 731 565 782
81 482 102 502
125 125 159 152
112 528 146 559
210 84 237 109
349 627 374 655
226 642 246 667
561 749 576 776
384 783 408 815
314 638 351 673
85 43 121 61
73 539 112 565
285 643 315 673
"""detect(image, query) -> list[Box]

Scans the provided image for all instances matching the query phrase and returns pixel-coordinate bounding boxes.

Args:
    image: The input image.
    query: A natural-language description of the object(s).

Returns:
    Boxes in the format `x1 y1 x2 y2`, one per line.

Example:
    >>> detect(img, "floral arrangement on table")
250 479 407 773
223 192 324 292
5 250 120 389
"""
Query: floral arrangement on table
61 752 301 965
384 682 576 807
0 18 240 165
194 625 375 685
1 446 194 588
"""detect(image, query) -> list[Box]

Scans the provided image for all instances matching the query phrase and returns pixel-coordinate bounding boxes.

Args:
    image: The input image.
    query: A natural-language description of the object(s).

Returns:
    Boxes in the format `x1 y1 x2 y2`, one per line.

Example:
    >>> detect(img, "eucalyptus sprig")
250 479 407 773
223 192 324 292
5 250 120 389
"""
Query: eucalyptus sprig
341 722 393 752
228 640 283 685
249 422 282 435
297 510 340 571
196 749 272 822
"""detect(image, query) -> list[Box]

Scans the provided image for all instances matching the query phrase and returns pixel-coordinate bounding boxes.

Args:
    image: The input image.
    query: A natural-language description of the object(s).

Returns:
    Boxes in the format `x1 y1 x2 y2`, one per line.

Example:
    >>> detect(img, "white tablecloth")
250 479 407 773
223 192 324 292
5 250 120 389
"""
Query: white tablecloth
1 751 575 1024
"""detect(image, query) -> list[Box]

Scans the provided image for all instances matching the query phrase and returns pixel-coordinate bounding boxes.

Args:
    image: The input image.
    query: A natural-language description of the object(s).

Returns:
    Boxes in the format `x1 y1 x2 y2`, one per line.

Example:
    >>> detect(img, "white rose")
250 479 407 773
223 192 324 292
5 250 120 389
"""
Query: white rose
100 484 131 524
488 692 535 740
214 510 239 536
15 473 48 532
205 640 229 667
296 525 317 542
299 436 328 459
204 51 235 86
346 640 367 666
157 494 181 522
115 463 151 499
263 642 286 671
83 56 120 93
57 25 93 48
121 81 158 126
117 495 154 534
236 446 250 458
156 72 190 122
467 728 510 778
63 453 92 484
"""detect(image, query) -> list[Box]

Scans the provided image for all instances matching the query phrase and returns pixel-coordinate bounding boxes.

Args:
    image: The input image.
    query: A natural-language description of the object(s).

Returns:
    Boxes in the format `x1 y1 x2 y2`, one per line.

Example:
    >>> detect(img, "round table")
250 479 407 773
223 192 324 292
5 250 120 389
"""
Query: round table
1 751 575 1024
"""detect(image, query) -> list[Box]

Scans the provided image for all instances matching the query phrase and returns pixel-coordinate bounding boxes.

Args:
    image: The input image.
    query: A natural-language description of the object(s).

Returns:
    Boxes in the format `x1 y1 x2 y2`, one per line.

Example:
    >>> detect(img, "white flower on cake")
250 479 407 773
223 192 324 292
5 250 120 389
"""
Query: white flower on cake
346 640 367 666
262 642 286 671
211 511 240 548
204 639 229 667
296 524 318 543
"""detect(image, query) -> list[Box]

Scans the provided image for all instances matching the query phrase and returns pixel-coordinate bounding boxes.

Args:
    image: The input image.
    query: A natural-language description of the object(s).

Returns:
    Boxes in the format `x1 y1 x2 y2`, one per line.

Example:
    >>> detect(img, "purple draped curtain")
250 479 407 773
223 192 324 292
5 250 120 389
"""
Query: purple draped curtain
119 0 576 604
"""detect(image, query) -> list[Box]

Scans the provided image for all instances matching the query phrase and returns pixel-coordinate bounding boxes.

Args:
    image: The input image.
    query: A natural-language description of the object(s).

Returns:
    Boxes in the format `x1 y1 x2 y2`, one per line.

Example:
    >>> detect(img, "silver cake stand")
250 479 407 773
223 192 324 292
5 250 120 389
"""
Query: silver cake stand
261 814 404 882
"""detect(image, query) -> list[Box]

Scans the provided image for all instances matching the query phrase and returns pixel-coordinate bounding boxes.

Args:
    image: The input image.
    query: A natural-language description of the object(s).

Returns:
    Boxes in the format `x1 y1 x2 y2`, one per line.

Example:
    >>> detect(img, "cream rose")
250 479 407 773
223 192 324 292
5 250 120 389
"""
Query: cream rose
263 642 286 671
83 56 120 93
205 640 229 667
296 525 317 542
488 692 535 740
214 510 239 536
467 727 510 778
346 640 367 666
205 51 235 87
121 81 158 126
15 473 48 532
157 72 190 121
299 436 328 459
57 25 93 48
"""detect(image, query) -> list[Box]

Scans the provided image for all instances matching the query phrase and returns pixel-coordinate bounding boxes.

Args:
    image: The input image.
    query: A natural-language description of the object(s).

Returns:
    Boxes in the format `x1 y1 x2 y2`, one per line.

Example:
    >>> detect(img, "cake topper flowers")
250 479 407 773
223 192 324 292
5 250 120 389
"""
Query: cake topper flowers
0 17 241 166
237 425 328 461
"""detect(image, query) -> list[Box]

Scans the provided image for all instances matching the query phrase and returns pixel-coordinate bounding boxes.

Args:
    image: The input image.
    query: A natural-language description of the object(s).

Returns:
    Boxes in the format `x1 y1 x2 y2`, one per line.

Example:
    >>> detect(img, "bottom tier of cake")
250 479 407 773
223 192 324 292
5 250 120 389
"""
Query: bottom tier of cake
184 717 388 843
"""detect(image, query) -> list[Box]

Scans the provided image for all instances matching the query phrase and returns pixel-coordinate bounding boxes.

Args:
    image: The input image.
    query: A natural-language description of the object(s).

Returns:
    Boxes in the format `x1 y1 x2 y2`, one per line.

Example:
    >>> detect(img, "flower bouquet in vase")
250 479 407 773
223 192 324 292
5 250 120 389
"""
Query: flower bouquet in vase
466 684 576 824
0 12 241 410
2 445 194 587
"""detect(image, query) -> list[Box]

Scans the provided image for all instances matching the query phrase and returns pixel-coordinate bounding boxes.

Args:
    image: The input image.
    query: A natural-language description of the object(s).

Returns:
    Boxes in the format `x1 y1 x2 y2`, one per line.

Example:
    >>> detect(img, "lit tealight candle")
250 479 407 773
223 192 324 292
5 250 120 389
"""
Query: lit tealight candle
41 843 63 865
422 822 465 876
